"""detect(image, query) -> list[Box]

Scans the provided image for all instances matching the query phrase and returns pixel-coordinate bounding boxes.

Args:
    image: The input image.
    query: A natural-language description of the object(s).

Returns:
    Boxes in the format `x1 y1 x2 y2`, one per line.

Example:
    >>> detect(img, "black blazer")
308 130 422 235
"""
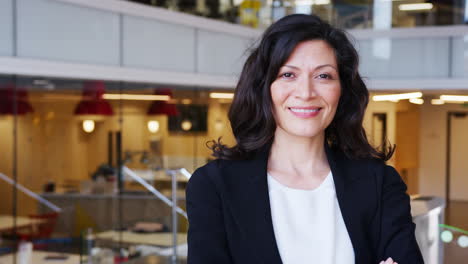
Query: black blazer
186 145 424 264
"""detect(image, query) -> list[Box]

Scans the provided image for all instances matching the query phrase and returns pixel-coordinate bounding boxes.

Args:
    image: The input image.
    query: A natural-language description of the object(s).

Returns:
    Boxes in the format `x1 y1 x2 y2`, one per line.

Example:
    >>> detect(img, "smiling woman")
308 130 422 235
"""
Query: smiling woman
208 14 392 162
186 14 424 264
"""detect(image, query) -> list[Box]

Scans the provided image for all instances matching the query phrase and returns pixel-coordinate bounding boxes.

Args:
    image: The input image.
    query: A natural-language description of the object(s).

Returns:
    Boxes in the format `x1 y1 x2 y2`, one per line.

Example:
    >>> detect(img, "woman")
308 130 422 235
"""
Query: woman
186 14 423 264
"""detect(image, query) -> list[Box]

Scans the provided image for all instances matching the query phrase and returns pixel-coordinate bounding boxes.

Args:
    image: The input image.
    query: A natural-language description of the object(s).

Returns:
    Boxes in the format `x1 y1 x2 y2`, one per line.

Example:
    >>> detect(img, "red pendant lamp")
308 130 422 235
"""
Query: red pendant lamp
147 88 178 116
0 84 34 115
74 81 113 116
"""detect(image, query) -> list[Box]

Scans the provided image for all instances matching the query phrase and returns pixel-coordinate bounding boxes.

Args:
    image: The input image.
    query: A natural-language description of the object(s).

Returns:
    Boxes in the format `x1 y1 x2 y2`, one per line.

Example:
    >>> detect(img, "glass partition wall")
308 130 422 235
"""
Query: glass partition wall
126 0 468 29
0 75 17 256
3 73 468 263
0 74 234 263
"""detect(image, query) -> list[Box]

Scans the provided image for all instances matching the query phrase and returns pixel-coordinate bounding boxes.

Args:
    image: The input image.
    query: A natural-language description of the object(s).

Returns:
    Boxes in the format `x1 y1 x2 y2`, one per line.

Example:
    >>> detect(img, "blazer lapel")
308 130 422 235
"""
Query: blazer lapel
325 144 371 262
222 145 283 264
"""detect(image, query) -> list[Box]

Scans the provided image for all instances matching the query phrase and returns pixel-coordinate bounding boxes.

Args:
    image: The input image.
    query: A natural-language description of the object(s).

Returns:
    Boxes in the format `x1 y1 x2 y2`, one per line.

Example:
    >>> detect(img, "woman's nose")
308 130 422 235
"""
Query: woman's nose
294 77 317 99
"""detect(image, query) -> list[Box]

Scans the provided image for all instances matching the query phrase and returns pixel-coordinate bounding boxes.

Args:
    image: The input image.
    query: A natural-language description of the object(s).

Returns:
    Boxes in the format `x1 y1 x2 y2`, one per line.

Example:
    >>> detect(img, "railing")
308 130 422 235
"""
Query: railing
0 173 61 213
123 166 191 264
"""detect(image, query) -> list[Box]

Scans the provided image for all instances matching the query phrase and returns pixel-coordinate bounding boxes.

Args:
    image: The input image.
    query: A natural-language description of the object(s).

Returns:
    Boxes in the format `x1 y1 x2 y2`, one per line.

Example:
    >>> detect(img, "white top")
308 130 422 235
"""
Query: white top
267 171 355 264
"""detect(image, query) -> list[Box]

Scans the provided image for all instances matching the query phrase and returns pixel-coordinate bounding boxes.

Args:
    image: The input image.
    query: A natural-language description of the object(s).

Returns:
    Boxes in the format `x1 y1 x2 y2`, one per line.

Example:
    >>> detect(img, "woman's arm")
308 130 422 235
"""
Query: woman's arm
377 165 424 263
186 166 233 264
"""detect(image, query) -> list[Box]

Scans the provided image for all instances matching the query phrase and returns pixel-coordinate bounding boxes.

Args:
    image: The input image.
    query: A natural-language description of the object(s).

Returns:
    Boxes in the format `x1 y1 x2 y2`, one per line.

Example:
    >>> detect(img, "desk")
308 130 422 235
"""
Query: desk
0 251 80 264
95 231 187 247
0 215 44 232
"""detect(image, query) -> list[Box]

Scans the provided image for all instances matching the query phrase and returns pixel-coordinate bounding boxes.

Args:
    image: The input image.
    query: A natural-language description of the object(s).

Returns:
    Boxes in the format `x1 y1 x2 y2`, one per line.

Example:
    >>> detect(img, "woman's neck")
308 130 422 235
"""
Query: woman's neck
268 128 329 179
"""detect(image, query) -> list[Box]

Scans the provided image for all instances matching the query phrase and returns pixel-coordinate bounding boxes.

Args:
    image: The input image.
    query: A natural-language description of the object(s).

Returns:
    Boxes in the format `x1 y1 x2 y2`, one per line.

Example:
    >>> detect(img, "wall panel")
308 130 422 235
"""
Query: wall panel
197 30 252 76
17 0 120 65
123 15 195 72
451 35 468 78
0 0 13 56
358 37 450 79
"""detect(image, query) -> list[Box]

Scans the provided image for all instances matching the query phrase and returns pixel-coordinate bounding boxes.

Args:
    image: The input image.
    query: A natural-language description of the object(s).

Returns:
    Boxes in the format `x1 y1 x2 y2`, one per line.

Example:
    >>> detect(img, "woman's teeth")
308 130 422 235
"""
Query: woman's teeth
289 108 320 113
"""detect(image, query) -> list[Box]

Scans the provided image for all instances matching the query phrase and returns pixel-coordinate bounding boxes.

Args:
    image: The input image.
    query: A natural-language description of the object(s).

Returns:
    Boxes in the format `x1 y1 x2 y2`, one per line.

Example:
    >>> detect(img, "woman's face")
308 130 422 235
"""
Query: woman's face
270 40 341 140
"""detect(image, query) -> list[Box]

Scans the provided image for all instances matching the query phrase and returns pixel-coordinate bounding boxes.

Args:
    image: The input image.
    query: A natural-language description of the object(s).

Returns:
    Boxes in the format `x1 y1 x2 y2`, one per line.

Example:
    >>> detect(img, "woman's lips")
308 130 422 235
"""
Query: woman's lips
288 107 322 118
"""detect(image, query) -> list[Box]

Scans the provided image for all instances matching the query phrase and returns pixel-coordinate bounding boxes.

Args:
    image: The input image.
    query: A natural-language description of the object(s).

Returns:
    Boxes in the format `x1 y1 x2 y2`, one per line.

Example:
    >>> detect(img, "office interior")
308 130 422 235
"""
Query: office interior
0 0 467 263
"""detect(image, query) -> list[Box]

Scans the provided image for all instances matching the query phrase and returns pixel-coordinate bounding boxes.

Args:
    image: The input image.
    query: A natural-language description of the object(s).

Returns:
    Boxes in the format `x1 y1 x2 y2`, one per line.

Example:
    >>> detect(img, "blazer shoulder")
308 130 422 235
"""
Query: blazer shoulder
188 158 238 188
362 158 398 175
333 150 396 182
333 149 386 169
364 158 391 171
359 158 398 178
354 157 401 185
189 159 220 187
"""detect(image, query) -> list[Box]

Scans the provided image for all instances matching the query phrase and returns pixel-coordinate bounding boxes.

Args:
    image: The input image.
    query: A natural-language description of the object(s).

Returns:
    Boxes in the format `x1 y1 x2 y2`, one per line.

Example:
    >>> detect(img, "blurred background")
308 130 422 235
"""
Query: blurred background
0 0 467 263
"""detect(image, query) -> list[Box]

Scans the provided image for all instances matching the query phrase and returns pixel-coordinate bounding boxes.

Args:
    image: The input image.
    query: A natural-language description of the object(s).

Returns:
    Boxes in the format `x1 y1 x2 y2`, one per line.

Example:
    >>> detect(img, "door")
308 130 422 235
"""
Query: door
449 112 468 201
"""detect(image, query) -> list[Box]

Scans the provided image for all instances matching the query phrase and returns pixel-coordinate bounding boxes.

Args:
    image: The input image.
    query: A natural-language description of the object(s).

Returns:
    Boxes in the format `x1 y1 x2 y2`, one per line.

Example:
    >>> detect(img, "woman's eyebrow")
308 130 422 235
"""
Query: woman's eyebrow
282 64 337 71
283 64 300 70
315 64 338 71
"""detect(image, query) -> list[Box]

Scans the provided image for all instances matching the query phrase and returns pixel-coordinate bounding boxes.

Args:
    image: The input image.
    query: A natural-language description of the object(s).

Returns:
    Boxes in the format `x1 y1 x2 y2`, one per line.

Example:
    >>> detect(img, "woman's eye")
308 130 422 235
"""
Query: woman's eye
317 73 331 79
280 72 295 78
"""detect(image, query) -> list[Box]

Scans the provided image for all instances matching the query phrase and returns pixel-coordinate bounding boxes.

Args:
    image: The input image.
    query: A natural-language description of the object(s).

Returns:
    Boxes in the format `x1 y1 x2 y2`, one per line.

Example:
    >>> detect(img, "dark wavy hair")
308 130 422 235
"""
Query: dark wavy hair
208 14 394 161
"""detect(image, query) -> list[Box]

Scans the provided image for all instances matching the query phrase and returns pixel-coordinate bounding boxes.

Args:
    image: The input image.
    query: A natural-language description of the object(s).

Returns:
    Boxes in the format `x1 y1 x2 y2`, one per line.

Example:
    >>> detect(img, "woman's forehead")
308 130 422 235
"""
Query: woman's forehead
282 40 338 69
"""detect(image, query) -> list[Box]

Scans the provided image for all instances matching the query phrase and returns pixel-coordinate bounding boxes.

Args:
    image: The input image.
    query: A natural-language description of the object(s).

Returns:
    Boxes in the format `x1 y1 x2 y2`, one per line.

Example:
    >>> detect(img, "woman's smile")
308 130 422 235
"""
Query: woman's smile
288 107 322 118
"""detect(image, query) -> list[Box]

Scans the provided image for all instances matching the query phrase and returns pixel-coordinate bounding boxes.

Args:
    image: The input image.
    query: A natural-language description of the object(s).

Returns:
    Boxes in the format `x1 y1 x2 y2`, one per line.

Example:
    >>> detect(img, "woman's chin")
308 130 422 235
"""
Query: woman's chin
277 127 324 140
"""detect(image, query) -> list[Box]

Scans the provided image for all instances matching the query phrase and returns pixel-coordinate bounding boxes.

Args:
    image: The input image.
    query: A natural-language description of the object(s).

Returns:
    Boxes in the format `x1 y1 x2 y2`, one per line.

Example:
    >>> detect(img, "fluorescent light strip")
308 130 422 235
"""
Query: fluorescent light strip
431 99 445 105
409 98 424 105
372 92 422 102
399 3 433 11
210 92 234 99
440 95 468 102
295 0 330 5
314 0 330 4
295 0 314 5
103 94 170 101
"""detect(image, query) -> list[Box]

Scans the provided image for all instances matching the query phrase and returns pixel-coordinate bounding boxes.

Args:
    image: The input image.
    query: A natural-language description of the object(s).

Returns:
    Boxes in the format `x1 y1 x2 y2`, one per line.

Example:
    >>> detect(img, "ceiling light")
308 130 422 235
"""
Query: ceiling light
372 92 422 102
409 98 424 105
399 3 433 11
431 99 445 105
209 92 234 99
181 99 192 105
314 0 330 4
82 120 95 133
181 120 192 131
295 0 330 5
295 0 313 5
440 95 468 102
103 94 170 101
147 120 160 133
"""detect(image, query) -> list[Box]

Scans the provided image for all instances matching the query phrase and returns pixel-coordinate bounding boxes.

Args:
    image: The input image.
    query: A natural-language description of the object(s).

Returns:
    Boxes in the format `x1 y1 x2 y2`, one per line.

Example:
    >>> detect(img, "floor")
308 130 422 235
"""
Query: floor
443 201 468 263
